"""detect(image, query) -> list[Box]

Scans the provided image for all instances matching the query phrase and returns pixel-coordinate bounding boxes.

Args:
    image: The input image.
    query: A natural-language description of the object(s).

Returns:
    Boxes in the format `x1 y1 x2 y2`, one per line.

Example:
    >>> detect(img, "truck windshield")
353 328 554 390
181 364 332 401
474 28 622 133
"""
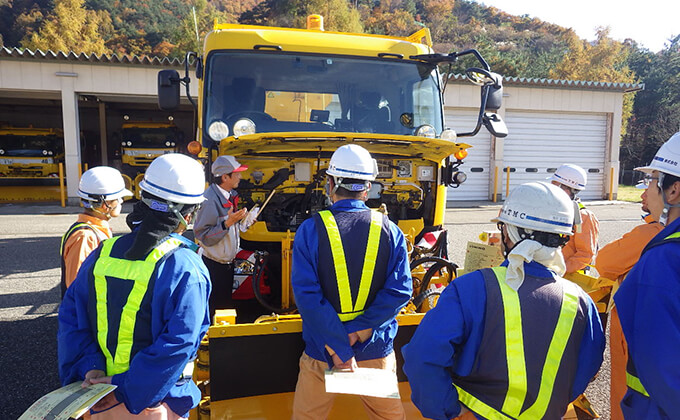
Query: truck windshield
204 51 443 136
122 128 178 147
0 135 63 157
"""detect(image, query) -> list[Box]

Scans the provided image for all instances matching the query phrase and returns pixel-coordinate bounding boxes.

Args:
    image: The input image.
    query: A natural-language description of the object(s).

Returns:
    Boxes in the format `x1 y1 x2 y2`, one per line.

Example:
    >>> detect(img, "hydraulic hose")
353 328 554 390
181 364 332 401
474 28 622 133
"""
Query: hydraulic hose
409 256 458 311
252 251 297 314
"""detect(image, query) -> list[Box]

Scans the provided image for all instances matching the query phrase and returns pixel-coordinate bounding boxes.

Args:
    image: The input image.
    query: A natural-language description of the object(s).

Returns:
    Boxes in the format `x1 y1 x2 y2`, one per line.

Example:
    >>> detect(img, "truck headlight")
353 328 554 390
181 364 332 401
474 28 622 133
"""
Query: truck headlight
233 118 256 137
0 149 4 155
208 121 230 141
415 124 436 138
165 141 171 147
42 150 48 156
440 128 457 141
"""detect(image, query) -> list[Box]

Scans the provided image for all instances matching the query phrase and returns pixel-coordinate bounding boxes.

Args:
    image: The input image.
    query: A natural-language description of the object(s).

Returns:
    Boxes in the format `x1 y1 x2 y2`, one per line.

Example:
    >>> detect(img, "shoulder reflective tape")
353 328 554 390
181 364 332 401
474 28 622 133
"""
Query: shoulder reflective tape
455 385 514 420
491 266 526 417
93 236 183 375
319 210 353 316
319 210 382 321
665 232 680 240
626 372 650 397
60 223 92 255
521 281 579 418
455 269 580 419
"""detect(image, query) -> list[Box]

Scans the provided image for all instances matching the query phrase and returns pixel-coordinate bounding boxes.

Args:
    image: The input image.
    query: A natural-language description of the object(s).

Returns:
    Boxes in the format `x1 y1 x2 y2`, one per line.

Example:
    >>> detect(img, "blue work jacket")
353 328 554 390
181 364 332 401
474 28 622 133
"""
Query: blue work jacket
58 231 211 417
291 199 412 366
402 261 604 420
614 216 680 420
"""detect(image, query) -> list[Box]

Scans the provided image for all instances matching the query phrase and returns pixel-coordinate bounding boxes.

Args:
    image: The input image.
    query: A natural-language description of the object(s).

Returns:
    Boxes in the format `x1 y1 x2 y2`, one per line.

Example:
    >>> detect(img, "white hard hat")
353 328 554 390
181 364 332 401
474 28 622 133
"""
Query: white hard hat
549 164 587 190
138 154 206 205
635 131 680 178
78 166 132 201
492 181 574 235
327 144 378 181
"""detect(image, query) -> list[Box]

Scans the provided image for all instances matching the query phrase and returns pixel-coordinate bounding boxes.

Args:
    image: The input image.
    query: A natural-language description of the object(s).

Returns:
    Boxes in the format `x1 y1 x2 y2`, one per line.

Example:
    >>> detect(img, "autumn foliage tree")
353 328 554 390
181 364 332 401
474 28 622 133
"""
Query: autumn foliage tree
550 27 638 134
21 0 112 55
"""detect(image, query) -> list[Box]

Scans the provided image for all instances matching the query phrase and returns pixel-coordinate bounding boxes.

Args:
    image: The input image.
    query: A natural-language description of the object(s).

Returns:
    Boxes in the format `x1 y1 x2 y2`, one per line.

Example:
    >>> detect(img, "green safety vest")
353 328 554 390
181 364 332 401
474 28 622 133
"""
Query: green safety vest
454 266 581 420
318 210 383 322
92 235 184 375
625 230 680 398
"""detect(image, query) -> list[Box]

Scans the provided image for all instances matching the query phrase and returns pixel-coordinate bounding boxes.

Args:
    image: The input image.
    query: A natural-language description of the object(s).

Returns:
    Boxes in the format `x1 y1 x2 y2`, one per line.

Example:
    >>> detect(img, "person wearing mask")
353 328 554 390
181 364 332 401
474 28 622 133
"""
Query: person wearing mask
550 163 600 274
60 166 132 297
403 181 604 420
193 155 258 320
614 132 680 419
291 144 412 420
58 153 211 419
594 183 663 420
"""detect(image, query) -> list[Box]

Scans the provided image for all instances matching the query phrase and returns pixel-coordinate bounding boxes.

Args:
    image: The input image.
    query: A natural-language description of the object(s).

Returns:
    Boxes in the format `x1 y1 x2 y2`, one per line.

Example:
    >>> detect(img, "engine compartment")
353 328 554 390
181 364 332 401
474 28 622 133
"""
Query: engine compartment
234 153 440 231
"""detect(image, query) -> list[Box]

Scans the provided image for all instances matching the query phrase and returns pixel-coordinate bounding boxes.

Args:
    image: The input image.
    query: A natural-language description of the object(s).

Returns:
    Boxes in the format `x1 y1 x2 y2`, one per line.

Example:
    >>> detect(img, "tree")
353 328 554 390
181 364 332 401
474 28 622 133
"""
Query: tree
621 36 680 170
173 0 230 57
550 27 638 135
21 0 112 55
240 0 363 33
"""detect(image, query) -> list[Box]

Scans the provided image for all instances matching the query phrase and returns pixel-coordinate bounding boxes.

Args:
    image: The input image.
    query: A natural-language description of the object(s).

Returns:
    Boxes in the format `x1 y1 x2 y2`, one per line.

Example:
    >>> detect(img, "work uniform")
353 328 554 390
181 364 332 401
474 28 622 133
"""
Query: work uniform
193 184 242 318
402 261 604 420
291 199 412 420
58 230 211 418
614 216 680 419
562 202 600 274
60 214 111 297
594 214 662 420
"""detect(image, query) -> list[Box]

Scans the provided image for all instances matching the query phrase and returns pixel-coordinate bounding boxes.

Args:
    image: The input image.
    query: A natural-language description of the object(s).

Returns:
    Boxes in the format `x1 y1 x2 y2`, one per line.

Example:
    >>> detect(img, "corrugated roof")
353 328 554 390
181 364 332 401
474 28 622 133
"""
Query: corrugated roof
0 47 645 92
0 47 186 67
447 73 644 92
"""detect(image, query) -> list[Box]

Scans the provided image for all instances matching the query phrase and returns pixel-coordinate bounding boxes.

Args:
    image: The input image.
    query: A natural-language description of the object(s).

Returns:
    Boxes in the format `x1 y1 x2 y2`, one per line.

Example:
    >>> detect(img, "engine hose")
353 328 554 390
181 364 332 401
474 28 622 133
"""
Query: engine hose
410 257 458 309
252 251 297 314
412 288 442 311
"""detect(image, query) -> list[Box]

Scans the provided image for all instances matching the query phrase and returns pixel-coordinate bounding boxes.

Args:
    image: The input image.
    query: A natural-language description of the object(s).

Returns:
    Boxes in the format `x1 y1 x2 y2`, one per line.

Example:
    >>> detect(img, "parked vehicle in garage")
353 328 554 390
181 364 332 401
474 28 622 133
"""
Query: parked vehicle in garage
113 118 183 198
0 125 64 180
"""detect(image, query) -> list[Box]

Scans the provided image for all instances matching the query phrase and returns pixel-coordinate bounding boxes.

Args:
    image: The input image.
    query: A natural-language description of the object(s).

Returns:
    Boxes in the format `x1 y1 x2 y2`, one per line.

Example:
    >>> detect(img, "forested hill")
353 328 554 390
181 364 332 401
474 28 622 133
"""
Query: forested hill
1 0 678 168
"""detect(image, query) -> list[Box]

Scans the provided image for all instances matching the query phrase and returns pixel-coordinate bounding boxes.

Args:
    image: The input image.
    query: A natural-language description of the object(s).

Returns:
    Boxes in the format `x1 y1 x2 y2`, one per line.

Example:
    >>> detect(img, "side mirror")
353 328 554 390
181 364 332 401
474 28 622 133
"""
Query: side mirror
483 77 503 111
482 113 508 138
466 67 503 111
158 70 180 111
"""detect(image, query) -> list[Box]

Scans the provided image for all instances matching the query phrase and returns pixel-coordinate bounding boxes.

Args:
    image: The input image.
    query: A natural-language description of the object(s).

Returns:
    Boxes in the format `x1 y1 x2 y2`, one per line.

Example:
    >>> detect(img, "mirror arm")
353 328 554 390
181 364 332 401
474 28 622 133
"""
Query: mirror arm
449 49 490 71
457 85 489 137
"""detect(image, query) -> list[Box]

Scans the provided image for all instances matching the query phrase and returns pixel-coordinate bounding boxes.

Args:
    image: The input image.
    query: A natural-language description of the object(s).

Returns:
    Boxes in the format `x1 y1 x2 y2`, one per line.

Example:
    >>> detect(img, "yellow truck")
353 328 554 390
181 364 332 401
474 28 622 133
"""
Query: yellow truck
115 119 184 197
158 16 507 419
0 126 63 179
0 126 66 202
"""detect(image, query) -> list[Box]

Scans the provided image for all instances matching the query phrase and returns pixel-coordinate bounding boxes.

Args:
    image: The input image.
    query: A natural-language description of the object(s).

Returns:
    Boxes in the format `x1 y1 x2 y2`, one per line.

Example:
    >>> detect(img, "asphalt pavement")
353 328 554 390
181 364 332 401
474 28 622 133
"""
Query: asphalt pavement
0 200 644 419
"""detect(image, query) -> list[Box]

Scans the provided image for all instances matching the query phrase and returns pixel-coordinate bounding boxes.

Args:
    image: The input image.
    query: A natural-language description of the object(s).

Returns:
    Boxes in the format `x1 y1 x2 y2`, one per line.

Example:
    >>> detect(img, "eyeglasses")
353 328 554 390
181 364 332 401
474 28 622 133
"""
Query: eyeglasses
640 175 660 188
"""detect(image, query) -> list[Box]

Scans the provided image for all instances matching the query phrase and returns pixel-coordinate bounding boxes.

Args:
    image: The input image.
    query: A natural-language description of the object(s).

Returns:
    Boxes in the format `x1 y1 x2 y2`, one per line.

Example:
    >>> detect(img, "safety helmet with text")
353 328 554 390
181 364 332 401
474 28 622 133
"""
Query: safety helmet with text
78 166 132 203
635 131 680 225
138 153 206 205
327 144 378 182
635 131 680 178
493 181 574 235
549 164 587 191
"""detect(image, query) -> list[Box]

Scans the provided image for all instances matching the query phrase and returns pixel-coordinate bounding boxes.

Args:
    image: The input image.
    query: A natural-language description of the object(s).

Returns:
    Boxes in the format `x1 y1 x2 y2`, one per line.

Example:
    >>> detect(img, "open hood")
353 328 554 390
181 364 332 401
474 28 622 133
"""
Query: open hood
217 132 471 164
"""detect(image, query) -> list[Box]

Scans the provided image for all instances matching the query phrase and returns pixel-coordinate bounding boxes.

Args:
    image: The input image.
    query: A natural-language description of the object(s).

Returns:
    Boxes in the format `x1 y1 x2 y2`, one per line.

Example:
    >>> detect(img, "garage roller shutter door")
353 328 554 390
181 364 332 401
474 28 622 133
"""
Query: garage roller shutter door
444 108 492 201
503 111 607 200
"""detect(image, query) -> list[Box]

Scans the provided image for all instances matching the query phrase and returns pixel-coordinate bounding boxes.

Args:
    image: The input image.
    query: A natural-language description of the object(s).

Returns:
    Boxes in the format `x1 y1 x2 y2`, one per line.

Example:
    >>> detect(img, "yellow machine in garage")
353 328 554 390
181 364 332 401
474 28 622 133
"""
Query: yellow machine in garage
115 119 183 198
158 15 508 419
0 126 64 202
